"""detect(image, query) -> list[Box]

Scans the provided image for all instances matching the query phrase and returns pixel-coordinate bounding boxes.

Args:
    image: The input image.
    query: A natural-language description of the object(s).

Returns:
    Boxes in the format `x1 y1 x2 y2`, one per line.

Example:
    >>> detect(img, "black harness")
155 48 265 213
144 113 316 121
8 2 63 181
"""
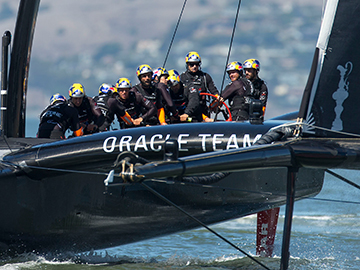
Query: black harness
93 94 111 117
134 84 157 104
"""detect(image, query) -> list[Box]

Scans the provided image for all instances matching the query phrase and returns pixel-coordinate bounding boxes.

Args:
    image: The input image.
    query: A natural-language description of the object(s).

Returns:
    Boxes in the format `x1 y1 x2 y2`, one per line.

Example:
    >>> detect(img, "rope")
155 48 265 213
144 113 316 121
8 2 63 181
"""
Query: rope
307 197 360 205
19 164 109 176
141 181 271 270
14 163 360 206
326 169 360 191
214 0 242 121
147 179 360 205
300 122 360 138
162 0 188 69
1 136 13 153
219 0 242 94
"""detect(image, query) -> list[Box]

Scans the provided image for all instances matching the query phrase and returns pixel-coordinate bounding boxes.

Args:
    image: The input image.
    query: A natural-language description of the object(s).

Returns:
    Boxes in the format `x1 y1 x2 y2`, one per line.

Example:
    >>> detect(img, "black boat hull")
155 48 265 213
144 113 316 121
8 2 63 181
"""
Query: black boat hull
0 164 323 253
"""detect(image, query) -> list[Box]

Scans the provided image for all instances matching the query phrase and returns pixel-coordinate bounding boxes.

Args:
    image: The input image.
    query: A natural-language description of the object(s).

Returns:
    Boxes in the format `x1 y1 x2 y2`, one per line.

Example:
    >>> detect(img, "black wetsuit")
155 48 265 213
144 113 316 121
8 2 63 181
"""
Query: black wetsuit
246 78 268 121
68 96 105 134
180 70 219 117
93 93 127 131
133 83 164 125
38 102 81 139
221 78 252 121
250 78 268 107
116 90 157 128
170 82 202 122
154 82 179 121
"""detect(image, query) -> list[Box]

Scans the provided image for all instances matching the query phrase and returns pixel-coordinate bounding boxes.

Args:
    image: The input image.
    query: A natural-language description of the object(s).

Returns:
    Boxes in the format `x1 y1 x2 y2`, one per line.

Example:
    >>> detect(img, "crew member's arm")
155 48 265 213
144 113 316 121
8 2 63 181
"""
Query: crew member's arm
205 73 219 96
153 88 167 125
108 98 133 126
66 106 83 137
222 80 246 101
88 96 105 131
259 83 268 117
157 82 179 119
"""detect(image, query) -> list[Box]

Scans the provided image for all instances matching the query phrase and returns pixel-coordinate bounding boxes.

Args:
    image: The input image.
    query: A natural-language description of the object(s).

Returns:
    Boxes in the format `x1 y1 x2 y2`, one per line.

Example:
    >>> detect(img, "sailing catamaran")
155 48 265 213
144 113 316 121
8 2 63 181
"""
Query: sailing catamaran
1 0 360 269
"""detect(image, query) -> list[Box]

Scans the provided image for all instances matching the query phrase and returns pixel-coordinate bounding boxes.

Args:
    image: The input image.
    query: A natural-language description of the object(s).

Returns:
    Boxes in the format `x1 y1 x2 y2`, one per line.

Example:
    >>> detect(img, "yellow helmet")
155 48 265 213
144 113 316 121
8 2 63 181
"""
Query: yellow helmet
69 83 85 98
226 61 243 73
110 87 118 94
243 58 260 71
136 64 153 77
167 69 180 86
185 51 201 63
115 77 132 89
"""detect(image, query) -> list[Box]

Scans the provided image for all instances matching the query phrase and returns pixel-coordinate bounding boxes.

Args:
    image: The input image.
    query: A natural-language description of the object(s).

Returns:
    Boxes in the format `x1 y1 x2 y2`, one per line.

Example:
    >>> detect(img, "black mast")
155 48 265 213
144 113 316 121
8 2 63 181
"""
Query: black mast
6 0 40 137
1 31 11 135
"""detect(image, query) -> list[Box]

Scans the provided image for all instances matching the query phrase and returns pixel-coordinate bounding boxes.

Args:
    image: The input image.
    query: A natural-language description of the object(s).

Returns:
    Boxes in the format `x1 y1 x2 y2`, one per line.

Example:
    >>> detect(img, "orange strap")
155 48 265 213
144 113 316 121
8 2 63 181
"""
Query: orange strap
73 127 84 137
158 108 166 124
121 111 133 126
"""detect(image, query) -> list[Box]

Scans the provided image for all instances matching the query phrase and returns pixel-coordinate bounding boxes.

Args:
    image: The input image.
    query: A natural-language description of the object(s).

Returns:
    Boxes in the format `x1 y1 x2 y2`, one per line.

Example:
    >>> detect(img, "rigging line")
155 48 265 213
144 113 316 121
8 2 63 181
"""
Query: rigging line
18 164 109 176
301 122 360 138
148 179 360 205
219 0 242 94
16 163 360 206
162 0 188 69
325 169 360 191
148 178 275 196
215 0 242 121
2 136 13 153
306 197 360 205
140 181 272 270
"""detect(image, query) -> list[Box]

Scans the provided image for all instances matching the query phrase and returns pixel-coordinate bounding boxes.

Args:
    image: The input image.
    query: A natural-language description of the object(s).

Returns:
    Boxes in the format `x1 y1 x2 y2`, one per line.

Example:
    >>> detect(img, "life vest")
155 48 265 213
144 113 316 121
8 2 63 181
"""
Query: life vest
250 78 265 99
68 97 93 125
181 71 207 92
116 92 139 119
93 94 111 117
134 84 157 104
227 78 252 111
181 71 211 106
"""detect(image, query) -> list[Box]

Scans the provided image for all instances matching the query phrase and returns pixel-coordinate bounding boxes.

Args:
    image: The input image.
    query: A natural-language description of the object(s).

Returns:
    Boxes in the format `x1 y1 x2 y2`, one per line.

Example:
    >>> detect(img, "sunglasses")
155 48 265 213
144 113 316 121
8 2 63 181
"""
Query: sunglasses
188 63 199 67
140 73 152 79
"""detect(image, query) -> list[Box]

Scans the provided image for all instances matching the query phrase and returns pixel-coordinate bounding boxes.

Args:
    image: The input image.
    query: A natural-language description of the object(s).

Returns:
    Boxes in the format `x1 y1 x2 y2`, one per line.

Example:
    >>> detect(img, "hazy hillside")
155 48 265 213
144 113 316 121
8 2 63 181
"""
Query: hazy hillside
0 0 324 134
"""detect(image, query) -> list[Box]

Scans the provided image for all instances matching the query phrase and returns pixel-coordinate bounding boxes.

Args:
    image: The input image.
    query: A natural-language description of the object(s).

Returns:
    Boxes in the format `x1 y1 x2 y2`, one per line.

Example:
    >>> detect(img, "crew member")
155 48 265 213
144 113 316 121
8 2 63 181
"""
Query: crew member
38 93 83 139
114 77 157 128
180 51 219 121
152 67 167 84
67 83 105 134
220 61 253 121
132 64 167 125
167 69 203 123
153 67 179 122
243 58 268 120
93 83 133 131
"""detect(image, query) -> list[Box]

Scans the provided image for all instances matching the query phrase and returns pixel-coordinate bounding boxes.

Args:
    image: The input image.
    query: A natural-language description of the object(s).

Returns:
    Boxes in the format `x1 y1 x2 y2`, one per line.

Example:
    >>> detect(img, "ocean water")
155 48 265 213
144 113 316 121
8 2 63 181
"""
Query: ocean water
0 169 359 270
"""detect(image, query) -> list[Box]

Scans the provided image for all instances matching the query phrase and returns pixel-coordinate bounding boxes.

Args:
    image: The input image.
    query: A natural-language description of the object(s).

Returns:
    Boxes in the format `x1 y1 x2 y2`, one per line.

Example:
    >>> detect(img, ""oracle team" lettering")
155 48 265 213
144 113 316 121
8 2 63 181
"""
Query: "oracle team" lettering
103 133 262 153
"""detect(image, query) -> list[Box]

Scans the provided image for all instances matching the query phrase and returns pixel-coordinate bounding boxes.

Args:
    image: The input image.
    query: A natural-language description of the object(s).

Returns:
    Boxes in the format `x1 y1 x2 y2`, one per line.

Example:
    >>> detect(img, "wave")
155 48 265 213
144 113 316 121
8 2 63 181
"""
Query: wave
1 247 359 270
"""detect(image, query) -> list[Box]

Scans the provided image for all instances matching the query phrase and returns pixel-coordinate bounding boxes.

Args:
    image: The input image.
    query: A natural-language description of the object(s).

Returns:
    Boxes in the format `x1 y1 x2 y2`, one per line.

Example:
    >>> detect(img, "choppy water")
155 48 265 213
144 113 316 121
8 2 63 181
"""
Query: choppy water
1 169 359 270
